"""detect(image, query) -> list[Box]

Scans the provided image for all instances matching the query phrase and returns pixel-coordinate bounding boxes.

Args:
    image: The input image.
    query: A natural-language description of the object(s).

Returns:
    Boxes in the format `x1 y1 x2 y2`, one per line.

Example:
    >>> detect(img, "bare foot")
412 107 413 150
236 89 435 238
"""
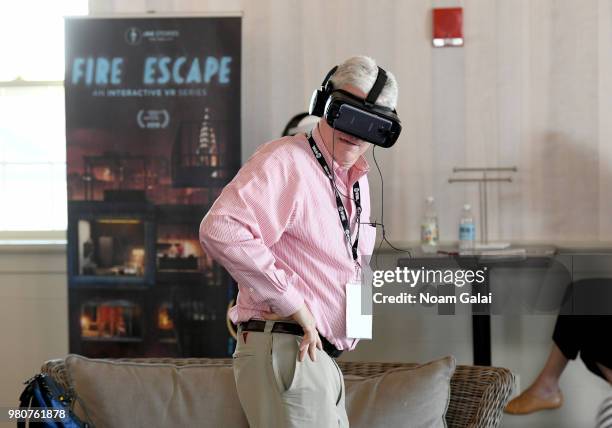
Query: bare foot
505 380 563 415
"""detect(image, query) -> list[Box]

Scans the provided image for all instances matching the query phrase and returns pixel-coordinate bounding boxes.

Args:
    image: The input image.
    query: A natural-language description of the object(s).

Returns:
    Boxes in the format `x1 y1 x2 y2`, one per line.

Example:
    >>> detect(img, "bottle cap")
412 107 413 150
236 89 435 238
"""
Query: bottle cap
464 204 471 210
426 196 435 203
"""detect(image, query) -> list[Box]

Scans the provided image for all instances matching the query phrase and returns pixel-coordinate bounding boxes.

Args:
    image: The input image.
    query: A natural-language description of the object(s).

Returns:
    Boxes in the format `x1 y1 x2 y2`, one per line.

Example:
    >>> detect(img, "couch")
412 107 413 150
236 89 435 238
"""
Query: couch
39 357 514 428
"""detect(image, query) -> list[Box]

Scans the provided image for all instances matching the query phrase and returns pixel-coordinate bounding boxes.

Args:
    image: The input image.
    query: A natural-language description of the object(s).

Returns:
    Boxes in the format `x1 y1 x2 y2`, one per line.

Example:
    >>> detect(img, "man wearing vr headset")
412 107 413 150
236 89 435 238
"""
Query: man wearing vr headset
199 55 399 428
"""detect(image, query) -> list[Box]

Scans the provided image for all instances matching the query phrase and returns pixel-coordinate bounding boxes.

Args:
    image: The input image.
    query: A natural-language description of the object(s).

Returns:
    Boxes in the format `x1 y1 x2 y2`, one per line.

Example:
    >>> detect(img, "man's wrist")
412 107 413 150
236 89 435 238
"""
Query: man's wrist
302 323 317 333
291 305 317 331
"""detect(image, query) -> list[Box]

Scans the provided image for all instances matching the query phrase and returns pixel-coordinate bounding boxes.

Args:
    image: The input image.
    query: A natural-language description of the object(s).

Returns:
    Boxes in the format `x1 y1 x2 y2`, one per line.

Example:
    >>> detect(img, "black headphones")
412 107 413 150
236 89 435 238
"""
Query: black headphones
309 65 397 117
308 64 401 148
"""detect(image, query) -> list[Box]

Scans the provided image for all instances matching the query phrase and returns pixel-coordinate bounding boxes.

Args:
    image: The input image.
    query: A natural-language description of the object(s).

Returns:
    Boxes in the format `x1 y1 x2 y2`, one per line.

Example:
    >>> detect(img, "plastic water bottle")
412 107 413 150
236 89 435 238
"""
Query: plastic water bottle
459 204 476 251
421 196 439 253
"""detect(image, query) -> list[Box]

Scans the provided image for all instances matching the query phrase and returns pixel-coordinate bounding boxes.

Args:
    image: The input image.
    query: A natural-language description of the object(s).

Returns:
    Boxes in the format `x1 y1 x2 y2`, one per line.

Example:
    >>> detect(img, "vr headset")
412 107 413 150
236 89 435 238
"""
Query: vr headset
309 65 402 148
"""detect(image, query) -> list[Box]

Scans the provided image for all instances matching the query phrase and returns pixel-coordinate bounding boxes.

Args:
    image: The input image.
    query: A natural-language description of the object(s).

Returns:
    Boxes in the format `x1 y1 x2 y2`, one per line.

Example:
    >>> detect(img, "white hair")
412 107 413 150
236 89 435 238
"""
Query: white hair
329 55 398 110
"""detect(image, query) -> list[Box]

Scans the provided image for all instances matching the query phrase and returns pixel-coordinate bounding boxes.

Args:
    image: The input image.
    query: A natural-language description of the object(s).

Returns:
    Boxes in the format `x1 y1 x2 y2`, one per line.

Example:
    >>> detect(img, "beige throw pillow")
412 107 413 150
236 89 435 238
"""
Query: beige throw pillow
344 356 456 428
64 354 248 428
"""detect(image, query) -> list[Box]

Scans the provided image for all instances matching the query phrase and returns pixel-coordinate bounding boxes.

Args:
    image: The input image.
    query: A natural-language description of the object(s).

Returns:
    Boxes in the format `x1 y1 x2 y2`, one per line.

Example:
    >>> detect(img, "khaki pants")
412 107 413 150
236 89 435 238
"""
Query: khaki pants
233 320 349 428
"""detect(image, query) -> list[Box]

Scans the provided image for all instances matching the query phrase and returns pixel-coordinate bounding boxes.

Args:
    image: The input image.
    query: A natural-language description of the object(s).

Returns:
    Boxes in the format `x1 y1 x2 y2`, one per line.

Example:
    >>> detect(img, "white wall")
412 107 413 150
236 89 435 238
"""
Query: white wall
91 0 612 246
0 245 68 428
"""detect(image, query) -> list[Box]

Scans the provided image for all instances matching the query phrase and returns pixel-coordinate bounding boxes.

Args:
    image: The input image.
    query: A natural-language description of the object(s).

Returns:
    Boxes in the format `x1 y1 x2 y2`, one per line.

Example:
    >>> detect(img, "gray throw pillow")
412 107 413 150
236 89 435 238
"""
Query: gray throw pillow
344 356 456 428
65 354 248 428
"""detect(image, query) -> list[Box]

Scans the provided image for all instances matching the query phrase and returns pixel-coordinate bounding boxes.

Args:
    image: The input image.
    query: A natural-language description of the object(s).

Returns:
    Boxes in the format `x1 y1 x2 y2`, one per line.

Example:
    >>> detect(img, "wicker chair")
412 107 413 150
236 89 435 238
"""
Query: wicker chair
336 361 515 428
40 357 514 428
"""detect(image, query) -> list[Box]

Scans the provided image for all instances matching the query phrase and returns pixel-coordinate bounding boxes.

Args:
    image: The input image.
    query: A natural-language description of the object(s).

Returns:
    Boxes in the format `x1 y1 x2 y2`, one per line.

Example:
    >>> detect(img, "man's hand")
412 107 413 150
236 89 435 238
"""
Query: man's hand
291 305 323 362
299 324 323 362
262 305 322 362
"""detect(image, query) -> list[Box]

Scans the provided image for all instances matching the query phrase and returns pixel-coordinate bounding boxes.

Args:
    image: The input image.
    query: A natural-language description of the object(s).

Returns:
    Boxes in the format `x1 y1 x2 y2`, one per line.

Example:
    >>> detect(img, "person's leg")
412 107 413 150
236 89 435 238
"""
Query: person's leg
580 315 612 384
505 343 566 414
233 321 346 428
580 347 612 385
273 332 347 427
505 315 578 415
330 355 349 428
526 343 569 395
233 324 286 428
525 314 579 397
596 363 612 384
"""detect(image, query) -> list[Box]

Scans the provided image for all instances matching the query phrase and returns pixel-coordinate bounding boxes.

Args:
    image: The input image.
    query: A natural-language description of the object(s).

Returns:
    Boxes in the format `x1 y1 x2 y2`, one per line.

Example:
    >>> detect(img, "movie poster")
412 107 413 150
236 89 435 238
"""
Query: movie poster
64 16 241 358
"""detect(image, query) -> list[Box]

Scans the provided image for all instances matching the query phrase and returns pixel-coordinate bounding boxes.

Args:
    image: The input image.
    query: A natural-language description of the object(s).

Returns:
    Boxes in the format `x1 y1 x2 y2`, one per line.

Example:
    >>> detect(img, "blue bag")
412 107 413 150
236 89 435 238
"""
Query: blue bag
17 373 91 428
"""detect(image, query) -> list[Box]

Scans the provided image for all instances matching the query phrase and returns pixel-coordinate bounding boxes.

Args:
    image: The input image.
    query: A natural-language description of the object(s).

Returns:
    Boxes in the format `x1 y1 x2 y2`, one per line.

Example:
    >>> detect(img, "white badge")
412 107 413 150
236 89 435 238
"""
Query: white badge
345 280 372 339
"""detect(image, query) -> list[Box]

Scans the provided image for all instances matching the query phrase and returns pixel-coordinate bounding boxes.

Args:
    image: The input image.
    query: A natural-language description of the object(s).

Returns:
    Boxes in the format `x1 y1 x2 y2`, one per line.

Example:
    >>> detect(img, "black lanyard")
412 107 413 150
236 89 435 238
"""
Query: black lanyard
307 134 361 262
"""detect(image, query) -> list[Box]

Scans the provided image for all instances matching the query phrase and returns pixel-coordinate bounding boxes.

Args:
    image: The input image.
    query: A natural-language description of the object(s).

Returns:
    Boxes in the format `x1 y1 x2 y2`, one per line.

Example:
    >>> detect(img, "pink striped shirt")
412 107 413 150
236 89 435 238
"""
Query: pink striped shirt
199 125 376 351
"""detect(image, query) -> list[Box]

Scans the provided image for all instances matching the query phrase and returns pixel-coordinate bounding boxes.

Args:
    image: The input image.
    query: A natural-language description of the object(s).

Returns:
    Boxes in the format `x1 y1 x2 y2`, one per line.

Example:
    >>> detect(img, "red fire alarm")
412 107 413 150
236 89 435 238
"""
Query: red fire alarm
432 7 463 47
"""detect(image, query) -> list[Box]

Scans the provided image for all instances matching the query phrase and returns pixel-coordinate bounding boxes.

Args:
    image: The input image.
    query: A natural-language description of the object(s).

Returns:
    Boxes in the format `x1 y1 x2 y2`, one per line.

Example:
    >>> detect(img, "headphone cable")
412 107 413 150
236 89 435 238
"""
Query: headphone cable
370 145 412 259
326 124 411 260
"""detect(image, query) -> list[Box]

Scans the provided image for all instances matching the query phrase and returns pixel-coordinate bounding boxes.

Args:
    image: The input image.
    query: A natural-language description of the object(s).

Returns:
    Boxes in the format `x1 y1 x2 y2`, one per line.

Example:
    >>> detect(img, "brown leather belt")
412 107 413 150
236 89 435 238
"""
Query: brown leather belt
238 319 343 358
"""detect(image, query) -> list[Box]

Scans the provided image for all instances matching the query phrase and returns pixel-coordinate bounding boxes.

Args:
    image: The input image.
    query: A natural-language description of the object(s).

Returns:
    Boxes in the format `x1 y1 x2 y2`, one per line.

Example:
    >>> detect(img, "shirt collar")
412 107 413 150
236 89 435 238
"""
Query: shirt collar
310 124 370 182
